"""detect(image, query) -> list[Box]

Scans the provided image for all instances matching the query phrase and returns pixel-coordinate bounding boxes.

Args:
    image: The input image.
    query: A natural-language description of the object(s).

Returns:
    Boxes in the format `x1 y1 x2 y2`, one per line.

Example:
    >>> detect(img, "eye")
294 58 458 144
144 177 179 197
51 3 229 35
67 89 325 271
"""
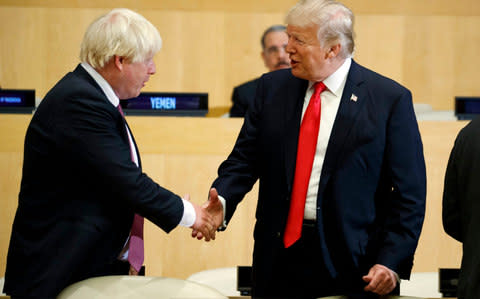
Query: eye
287 33 305 47
266 46 280 55
293 36 305 45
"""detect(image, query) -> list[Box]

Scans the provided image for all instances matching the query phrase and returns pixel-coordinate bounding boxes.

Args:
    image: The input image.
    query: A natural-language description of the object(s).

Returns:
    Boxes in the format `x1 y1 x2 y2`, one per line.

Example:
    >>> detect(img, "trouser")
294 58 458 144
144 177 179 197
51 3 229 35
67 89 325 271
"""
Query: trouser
252 221 400 299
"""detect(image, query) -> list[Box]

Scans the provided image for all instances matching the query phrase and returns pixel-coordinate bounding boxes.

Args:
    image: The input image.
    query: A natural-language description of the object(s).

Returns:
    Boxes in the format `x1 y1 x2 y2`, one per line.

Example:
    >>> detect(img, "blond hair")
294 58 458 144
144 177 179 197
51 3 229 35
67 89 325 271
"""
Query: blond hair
80 8 162 69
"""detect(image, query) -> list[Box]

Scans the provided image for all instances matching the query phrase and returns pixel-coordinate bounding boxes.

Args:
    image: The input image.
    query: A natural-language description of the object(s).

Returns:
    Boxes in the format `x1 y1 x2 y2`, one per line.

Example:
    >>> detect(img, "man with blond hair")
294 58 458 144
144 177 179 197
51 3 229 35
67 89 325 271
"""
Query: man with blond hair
3 8 219 299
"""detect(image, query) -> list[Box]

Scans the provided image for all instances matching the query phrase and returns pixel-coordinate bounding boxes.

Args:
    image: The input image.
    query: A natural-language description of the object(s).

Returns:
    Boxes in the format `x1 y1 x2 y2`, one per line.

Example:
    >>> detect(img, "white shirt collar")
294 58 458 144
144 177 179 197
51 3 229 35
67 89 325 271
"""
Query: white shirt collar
308 57 352 96
80 62 119 108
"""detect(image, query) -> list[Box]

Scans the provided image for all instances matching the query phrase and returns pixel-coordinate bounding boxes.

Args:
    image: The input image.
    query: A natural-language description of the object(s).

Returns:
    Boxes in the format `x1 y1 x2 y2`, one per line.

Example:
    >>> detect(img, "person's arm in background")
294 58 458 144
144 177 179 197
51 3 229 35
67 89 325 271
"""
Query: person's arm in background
443 134 463 242
229 87 246 117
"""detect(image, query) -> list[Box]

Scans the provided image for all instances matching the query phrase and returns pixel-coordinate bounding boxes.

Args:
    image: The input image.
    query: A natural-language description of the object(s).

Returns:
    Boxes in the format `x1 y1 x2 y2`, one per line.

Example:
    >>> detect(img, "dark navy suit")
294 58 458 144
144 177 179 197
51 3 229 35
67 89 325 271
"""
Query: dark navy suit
3 65 184 298
443 117 480 299
213 60 426 297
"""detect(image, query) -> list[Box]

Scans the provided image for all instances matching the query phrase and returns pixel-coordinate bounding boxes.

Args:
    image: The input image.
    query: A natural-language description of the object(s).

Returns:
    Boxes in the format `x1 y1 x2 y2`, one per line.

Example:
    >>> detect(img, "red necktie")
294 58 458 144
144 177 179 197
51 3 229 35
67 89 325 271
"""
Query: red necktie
117 104 144 272
283 82 326 248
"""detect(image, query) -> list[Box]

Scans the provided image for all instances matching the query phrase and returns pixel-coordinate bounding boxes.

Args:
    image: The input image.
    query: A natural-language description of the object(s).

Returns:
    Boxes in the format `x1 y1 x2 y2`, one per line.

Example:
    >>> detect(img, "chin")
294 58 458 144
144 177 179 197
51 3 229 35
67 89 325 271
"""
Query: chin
129 91 142 99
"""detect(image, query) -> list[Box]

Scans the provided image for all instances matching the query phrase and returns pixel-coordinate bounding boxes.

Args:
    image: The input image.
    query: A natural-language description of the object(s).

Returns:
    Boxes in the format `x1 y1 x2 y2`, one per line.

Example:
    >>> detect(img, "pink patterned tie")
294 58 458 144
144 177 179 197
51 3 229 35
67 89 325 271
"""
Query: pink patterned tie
117 104 144 272
283 82 326 248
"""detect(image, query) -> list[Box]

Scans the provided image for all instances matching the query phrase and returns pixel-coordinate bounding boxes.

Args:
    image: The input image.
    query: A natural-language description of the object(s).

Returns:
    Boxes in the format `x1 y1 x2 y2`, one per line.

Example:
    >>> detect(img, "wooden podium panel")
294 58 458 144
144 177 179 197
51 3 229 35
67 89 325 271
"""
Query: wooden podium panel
0 115 466 279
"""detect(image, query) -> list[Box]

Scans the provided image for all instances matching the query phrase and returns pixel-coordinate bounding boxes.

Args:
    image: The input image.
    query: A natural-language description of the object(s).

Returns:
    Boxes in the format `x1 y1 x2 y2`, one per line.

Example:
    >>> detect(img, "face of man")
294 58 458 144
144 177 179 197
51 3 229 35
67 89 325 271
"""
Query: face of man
116 56 156 99
285 24 333 82
261 31 291 72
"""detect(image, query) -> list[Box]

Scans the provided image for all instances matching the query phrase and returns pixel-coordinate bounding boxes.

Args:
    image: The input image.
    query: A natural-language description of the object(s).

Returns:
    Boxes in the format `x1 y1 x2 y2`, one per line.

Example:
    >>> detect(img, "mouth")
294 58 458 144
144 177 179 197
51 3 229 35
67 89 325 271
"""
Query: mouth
276 61 291 68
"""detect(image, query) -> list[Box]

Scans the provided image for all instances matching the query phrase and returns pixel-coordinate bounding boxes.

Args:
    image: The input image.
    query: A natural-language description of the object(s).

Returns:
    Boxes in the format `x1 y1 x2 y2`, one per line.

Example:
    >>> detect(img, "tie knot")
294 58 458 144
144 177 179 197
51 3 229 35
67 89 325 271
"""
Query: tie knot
314 82 326 96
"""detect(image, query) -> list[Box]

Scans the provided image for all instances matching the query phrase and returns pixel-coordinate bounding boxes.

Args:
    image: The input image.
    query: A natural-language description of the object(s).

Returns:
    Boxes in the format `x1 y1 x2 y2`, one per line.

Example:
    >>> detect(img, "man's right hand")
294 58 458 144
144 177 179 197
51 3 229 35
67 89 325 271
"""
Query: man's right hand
190 201 216 241
191 188 224 240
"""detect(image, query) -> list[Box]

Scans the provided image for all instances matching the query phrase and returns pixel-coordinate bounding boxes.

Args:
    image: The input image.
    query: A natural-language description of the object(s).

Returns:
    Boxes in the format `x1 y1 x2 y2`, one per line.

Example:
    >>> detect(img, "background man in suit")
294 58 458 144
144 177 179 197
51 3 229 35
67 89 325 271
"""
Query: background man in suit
208 0 426 297
443 118 480 299
229 24 291 117
3 8 219 299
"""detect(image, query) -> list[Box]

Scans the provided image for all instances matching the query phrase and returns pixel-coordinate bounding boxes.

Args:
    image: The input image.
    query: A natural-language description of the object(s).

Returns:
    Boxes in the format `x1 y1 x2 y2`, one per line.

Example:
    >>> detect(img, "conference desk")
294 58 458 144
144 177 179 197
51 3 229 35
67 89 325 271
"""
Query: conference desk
0 114 465 280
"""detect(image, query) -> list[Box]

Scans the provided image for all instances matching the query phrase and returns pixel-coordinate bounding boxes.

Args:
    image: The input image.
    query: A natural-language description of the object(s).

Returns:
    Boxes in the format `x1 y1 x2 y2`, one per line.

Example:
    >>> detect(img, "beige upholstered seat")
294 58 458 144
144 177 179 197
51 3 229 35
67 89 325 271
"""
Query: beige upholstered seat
57 275 228 299
186 267 239 296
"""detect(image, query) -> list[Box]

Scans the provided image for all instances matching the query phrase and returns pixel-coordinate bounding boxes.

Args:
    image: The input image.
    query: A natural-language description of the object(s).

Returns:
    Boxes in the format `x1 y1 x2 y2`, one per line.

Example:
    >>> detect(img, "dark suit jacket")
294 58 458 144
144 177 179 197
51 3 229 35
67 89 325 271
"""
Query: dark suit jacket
229 78 259 117
3 65 184 298
443 117 480 299
213 60 426 293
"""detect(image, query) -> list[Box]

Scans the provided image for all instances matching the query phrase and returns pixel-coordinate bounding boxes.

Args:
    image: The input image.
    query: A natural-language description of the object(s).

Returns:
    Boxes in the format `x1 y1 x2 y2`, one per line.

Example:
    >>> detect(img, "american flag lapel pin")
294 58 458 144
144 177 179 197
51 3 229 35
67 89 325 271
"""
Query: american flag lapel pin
350 94 358 102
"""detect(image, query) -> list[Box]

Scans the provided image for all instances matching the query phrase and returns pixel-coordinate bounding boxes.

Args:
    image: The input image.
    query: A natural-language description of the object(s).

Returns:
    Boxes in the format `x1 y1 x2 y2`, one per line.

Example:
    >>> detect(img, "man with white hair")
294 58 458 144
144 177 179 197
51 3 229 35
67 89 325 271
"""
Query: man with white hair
209 0 426 297
3 8 219 299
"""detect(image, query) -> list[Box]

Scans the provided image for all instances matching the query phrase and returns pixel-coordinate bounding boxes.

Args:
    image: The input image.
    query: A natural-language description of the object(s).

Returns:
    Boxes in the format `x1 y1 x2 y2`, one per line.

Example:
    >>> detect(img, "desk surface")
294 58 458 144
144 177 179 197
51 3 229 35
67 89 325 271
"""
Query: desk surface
227 297 456 299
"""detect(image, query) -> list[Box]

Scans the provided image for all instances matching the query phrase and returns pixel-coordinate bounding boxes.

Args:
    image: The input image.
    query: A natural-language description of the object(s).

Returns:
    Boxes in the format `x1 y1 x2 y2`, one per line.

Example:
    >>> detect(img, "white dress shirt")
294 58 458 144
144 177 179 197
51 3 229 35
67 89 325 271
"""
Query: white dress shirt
302 58 351 220
218 58 352 225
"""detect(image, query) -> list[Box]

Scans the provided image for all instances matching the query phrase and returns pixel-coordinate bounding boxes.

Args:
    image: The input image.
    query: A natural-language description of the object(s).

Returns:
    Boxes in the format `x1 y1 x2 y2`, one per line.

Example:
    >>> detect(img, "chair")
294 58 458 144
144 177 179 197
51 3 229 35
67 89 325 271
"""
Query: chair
186 267 239 296
57 275 227 299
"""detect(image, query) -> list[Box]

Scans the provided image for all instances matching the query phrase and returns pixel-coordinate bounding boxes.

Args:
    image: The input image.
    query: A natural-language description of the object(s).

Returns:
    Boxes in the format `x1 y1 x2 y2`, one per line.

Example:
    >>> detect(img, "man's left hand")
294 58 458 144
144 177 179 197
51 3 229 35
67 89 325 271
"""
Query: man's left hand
362 264 397 295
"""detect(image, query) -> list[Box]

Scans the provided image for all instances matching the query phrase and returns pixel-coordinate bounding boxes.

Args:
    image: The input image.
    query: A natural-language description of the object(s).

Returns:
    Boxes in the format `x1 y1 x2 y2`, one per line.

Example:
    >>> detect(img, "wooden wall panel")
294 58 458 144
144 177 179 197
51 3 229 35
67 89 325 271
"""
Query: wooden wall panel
354 16 407 85
413 121 466 272
0 115 467 279
1 1 480 112
1 0 480 15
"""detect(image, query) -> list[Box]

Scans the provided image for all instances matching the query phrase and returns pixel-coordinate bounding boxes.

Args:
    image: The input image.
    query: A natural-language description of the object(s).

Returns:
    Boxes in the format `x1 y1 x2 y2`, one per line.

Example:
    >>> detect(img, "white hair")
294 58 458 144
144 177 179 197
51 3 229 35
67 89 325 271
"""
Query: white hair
285 0 355 58
80 8 162 68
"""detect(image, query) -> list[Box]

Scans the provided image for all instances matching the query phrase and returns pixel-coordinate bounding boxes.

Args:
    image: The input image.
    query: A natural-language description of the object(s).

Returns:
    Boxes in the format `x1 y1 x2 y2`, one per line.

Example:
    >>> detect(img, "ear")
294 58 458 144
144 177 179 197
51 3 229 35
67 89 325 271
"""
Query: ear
326 43 341 59
261 51 267 66
113 55 124 71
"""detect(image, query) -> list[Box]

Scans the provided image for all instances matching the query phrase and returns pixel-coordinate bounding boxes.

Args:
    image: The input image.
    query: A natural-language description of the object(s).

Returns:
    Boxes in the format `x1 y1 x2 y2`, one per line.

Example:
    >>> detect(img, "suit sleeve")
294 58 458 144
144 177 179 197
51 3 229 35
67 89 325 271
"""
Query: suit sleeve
57 96 183 232
213 79 265 224
442 134 463 242
376 88 426 277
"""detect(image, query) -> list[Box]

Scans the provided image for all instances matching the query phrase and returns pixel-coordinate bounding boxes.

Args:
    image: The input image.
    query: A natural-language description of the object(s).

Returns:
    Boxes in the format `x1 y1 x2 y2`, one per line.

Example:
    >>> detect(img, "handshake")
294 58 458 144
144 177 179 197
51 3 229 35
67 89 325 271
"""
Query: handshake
188 188 224 242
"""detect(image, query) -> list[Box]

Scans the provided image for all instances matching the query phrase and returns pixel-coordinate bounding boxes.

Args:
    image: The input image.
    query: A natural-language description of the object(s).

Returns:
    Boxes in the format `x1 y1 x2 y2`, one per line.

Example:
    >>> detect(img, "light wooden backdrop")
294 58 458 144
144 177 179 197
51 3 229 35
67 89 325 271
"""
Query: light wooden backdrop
1 0 480 112
0 114 466 279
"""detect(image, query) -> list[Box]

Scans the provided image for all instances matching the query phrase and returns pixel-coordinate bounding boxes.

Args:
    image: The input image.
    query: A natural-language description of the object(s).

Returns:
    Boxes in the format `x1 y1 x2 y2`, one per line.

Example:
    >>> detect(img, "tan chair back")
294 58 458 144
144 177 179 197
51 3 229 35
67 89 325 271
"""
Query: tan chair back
57 275 228 299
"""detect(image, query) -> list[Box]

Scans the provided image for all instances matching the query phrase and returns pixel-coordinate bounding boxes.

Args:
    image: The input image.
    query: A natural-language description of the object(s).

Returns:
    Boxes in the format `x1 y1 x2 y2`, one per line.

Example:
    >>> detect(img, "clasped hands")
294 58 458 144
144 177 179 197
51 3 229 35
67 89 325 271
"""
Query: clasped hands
189 188 224 242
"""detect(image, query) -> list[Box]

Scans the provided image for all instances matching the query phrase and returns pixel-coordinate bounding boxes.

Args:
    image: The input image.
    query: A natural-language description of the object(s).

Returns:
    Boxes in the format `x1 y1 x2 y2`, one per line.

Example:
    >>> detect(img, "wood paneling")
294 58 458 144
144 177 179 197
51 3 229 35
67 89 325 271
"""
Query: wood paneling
0 115 466 279
1 0 480 15
1 1 480 111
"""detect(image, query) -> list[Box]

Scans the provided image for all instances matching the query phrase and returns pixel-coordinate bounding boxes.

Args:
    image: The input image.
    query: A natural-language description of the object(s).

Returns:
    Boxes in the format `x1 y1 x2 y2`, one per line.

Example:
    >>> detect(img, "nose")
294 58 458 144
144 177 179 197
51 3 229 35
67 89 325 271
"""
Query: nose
285 38 294 54
278 46 288 58
148 60 156 75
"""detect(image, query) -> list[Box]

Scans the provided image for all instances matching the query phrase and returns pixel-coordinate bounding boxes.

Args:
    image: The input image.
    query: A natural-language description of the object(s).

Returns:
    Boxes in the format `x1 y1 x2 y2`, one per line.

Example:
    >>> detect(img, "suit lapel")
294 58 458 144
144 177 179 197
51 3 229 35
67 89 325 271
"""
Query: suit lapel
76 64 143 169
284 78 309 192
318 60 367 197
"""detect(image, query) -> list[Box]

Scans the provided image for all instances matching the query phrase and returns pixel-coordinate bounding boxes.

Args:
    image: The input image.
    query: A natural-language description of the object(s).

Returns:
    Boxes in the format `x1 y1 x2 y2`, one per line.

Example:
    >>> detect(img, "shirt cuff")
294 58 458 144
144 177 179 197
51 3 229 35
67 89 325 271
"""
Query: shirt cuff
179 198 196 227
217 195 227 231
394 271 401 284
